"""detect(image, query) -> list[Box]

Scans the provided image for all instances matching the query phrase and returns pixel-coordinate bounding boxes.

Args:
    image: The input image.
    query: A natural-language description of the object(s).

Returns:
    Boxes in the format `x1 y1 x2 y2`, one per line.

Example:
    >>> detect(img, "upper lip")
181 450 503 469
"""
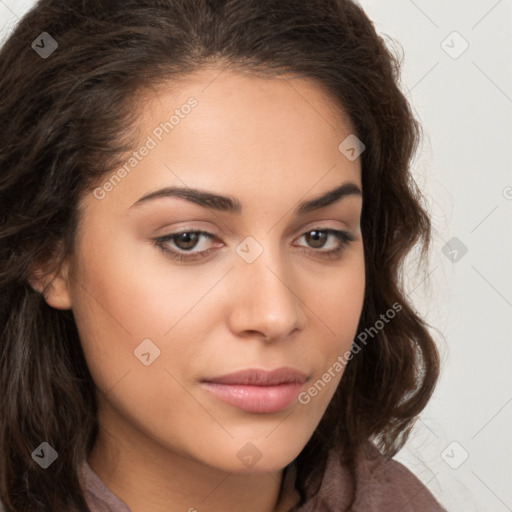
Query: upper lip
203 367 308 386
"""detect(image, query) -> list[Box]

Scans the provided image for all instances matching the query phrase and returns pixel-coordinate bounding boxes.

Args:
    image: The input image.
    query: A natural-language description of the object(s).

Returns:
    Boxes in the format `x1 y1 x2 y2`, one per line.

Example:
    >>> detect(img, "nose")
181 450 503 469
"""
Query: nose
226 245 308 342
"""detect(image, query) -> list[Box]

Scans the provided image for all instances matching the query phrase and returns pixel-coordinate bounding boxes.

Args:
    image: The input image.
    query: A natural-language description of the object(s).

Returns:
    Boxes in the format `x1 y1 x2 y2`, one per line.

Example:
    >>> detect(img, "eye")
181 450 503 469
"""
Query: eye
294 229 355 260
154 230 219 261
154 228 355 262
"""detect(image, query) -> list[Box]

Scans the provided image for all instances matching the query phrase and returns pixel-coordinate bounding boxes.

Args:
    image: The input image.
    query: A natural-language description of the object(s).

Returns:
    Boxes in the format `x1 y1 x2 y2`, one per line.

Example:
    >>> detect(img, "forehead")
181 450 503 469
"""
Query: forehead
85 67 362 213
138 66 356 148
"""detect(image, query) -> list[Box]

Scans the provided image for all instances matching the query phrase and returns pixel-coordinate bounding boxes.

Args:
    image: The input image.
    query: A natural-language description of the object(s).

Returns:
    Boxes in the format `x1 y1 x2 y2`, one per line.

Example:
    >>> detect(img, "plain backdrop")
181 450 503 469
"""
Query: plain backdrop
1 1 511 511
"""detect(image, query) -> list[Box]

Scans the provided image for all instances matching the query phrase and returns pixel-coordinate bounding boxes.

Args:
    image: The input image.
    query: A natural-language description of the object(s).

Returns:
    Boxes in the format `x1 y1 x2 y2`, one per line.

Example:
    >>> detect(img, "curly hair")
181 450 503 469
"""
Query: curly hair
0 0 440 510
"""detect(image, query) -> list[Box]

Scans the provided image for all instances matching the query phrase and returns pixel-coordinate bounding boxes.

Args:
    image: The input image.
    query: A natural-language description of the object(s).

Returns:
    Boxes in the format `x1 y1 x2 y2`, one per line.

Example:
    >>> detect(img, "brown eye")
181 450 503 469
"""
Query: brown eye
295 228 355 260
173 232 201 250
154 230 218 261
305 230 328 249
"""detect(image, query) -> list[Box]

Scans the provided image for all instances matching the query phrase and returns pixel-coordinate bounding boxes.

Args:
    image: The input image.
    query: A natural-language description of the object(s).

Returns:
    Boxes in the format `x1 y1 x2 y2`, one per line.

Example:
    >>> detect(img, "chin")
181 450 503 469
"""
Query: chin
198 433 311 474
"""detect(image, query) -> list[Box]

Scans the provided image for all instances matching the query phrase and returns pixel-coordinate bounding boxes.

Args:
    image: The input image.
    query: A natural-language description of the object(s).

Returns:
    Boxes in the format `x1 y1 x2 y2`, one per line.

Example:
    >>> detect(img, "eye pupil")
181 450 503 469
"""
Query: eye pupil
306 230 327 248
175 232 199 250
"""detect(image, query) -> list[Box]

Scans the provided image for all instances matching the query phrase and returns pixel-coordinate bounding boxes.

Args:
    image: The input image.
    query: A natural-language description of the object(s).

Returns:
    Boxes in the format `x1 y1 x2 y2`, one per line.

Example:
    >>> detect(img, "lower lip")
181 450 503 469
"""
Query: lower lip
201 381 303 413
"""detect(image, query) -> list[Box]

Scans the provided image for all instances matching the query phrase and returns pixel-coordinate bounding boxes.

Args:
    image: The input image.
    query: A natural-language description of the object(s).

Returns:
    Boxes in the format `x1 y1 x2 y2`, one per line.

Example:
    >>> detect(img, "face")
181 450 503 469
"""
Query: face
61 67 365 474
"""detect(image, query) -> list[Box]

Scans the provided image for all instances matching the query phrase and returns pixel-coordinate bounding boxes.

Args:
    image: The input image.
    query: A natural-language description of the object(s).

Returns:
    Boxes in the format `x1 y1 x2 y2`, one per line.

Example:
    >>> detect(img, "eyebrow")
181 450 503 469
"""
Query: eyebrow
130 181 362 215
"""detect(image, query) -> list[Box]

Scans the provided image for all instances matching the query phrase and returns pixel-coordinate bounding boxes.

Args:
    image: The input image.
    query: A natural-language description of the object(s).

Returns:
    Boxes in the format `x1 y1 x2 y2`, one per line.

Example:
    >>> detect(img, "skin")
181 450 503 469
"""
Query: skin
32 66 365 512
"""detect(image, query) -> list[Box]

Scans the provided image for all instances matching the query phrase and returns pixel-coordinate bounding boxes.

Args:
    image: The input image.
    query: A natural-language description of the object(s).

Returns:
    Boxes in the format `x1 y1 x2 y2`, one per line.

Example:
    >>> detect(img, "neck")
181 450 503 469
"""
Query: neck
87 424 300 512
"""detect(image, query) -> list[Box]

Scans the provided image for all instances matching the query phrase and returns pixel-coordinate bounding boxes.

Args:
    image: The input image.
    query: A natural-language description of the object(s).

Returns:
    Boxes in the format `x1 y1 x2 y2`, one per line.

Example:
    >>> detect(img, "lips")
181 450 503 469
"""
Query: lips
201 367 308 413
204 367 308 386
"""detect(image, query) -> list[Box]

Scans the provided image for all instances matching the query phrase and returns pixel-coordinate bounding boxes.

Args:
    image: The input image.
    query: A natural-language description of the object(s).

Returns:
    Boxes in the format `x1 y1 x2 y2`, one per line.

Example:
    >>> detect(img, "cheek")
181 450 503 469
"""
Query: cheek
70 225 217 338
311 255 365 347
67 225 231 395
68 241 215 443
304 255 365 403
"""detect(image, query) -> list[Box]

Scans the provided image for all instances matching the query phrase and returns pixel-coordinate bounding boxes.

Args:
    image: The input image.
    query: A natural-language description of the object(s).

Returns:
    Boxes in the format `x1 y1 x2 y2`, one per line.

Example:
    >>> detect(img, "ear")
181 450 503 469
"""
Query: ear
28 250 73 310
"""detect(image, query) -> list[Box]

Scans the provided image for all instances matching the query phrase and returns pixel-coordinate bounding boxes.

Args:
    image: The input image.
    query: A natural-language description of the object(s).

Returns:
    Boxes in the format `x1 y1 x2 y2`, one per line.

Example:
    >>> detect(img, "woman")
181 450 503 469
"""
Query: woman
0 0 446 511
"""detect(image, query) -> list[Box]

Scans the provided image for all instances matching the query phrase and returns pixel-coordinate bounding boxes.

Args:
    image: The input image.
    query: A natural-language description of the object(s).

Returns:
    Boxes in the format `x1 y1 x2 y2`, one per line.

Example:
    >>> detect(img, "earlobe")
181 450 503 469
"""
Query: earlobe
28 258 73 310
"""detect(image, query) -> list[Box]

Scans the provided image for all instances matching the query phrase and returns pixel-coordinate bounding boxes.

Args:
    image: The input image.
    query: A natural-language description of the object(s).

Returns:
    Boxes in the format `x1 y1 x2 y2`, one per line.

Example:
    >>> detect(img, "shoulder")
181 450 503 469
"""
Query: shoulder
351 443 447 511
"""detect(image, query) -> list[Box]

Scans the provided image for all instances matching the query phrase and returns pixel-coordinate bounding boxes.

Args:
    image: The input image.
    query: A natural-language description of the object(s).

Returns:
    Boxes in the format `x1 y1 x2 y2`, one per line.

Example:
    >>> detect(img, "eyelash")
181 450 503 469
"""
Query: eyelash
154 228 355 262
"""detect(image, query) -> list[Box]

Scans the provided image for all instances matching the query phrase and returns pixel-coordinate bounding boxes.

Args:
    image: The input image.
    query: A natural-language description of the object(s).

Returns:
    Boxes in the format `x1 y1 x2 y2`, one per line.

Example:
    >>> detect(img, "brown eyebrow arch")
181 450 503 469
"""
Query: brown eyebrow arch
130 181 362 214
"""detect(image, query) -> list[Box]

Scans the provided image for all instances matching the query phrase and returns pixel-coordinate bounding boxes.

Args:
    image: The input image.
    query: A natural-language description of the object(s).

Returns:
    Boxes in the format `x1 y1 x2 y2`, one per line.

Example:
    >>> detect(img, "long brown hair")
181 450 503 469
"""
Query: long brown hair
0 1 440 510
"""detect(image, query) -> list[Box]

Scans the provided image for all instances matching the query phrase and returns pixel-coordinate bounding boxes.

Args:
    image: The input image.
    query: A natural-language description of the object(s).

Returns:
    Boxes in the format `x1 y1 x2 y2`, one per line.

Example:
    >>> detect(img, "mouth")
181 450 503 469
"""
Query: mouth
201 367 308 414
